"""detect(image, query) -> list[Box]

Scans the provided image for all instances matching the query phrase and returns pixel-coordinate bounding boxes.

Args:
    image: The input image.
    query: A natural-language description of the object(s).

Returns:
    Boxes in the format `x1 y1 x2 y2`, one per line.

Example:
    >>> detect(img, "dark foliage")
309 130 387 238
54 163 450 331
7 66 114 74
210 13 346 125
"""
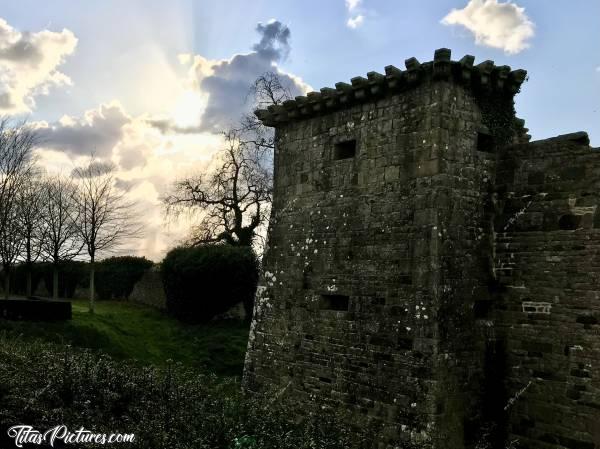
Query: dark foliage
96 256 153 300
161 245 258 323
0 337 354 449
38 261 89 298
9 263 44 296
0 298 71 321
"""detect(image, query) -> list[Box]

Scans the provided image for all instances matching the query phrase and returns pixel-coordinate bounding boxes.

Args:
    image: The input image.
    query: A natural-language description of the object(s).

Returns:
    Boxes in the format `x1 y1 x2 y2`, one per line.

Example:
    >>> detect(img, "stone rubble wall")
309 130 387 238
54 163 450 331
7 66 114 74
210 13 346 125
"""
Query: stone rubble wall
243 48 600 449
128 268 167 310
495 134 600 449
244 77 501 448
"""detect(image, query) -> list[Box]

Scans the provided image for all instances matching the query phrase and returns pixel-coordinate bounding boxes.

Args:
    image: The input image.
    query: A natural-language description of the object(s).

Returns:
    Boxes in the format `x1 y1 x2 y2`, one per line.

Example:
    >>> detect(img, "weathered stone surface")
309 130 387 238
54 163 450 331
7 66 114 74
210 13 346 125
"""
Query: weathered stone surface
243 48 600 449
128 267 166 310
495 136 600 449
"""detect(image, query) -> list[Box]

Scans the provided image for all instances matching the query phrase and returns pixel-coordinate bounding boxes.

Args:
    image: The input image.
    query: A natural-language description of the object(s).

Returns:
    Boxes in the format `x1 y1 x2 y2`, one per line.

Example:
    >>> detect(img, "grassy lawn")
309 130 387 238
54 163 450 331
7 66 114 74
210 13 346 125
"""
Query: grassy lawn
0 299 250 377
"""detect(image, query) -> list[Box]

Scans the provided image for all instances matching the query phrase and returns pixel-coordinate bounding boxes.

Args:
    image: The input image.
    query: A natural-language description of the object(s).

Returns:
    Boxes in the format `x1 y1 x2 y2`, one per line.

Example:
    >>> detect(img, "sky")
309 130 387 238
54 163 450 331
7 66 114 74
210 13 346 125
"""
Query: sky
0 0 598 261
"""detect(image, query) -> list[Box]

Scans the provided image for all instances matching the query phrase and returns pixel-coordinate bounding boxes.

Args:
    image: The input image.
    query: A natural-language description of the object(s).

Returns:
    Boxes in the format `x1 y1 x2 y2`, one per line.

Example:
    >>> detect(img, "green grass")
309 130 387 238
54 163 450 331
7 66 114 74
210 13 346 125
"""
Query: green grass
0 299 250 377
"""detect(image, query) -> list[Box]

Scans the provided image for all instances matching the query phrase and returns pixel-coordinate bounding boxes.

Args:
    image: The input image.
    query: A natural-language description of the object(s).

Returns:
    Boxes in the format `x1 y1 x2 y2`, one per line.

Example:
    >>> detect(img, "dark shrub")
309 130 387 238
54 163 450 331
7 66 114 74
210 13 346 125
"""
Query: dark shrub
0 336 355 449
95 256 153 300
0 298 72 321
161 245 259 323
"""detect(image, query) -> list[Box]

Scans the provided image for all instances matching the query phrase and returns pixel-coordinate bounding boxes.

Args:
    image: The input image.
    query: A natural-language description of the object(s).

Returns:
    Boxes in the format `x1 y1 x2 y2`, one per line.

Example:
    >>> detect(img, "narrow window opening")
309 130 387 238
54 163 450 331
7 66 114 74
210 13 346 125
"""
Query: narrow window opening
334 140 357 160
320 294 349 311
476 132 495 153
559 214 580 230
474 300 492 319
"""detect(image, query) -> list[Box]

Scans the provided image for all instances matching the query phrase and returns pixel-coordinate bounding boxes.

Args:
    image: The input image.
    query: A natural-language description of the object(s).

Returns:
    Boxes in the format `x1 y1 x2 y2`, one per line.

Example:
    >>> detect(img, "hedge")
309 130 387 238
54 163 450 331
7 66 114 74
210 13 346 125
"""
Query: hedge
161 245 259 323
40 261 89 298
95 256 153 300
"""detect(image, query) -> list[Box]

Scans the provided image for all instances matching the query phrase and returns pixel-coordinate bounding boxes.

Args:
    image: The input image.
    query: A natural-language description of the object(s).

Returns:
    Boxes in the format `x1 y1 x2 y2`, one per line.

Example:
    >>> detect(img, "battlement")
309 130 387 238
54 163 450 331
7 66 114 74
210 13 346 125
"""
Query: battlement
256 48 527 127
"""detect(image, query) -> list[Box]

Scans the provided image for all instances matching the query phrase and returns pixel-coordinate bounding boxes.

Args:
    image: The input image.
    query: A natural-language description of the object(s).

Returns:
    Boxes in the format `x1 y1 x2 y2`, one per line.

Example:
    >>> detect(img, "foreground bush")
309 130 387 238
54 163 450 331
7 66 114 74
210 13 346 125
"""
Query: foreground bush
96 256 154 300
161 245 258 323
0 336 352 449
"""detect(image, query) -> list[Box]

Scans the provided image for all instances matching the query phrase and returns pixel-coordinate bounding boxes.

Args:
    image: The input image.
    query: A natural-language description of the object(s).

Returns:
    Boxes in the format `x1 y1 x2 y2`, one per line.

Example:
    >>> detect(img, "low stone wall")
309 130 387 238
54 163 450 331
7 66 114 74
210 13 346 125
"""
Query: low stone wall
128 268 166 310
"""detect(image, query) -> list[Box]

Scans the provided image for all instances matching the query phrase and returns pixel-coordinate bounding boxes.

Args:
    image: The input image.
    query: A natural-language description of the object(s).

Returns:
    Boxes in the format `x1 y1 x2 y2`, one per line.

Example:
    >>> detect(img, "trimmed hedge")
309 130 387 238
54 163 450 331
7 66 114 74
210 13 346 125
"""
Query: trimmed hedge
161 245 259 323
96 256 153 300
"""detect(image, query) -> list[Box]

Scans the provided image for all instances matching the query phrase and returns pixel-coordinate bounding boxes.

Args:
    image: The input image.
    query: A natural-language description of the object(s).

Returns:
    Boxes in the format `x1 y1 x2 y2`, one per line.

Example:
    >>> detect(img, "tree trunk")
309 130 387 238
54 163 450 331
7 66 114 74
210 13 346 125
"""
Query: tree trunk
26 267 32 297
53 265 59 300
89 258 95 314
3 272 9 300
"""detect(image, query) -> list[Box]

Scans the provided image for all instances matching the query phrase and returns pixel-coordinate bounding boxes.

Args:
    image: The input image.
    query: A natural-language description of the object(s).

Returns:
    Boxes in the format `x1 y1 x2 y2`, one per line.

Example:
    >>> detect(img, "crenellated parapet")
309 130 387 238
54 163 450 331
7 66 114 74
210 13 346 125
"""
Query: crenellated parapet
255 48 527 127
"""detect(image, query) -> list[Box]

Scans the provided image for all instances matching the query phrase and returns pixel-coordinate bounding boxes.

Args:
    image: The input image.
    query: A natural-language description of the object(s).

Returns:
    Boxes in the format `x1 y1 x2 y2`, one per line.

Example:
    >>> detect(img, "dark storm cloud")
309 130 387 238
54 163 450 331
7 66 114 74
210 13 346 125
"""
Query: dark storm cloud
197 20 306 133
252 20 291 60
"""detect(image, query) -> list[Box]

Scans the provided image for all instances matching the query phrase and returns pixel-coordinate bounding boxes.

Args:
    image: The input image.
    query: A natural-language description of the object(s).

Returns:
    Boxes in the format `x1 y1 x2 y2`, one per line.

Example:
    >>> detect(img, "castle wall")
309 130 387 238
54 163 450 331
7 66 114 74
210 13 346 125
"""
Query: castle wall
495 134 600 449
244 78 499 447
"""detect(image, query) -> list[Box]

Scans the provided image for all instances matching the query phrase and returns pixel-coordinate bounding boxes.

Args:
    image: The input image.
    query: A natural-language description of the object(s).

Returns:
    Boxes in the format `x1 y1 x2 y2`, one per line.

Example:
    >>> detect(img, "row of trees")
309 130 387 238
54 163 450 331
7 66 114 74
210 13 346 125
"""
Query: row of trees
1 71 289 314
0 118 139 312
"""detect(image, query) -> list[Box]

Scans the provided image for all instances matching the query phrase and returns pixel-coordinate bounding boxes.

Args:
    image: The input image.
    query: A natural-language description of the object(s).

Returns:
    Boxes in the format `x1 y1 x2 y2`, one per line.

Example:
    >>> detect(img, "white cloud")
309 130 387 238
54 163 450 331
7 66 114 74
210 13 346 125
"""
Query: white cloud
596 66 600 73
347 15 365 29
0 17 77 113
345 0 361 11
441 0 534 55
345 0 366 29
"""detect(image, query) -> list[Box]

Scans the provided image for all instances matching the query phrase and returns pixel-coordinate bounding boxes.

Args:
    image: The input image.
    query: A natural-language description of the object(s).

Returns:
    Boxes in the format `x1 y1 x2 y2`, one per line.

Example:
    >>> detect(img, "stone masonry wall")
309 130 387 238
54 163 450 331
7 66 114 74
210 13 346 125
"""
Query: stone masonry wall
243 70 511 447
495 133 600 449
128 268 166 310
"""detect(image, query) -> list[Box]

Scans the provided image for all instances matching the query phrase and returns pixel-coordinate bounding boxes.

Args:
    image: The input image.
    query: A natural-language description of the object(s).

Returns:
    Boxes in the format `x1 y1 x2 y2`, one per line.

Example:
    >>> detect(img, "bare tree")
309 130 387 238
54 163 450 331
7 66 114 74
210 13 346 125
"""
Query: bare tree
164 72 291 248
0 118 38 299
72 157 141 313
165 130 273 247
248 71 293 110
42 175 82 300
15 172 48 297
0 208 23 299
238 71 292 151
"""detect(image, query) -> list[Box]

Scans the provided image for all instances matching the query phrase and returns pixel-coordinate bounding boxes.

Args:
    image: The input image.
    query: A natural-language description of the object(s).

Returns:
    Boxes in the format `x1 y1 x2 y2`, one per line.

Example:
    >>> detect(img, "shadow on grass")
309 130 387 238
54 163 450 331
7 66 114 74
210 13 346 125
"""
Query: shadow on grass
0 299 250 377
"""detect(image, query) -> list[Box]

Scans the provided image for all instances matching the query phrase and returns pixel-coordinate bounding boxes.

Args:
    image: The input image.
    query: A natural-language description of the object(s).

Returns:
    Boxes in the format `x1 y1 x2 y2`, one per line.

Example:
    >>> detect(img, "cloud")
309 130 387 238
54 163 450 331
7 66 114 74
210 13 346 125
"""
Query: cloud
596 66 600 73
31 20 310 260
33 98 228 260
345 0 365 29
34 102 130 158
347 15 365 29
185 19 309 133
441 0 534 54
345 0 361 11
252 20 291 61
0 17 77 113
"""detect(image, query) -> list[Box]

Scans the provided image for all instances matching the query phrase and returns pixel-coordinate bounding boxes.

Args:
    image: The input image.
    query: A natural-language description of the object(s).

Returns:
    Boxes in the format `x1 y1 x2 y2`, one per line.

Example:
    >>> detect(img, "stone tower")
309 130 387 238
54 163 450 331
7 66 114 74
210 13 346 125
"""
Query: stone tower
243 48 600 449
